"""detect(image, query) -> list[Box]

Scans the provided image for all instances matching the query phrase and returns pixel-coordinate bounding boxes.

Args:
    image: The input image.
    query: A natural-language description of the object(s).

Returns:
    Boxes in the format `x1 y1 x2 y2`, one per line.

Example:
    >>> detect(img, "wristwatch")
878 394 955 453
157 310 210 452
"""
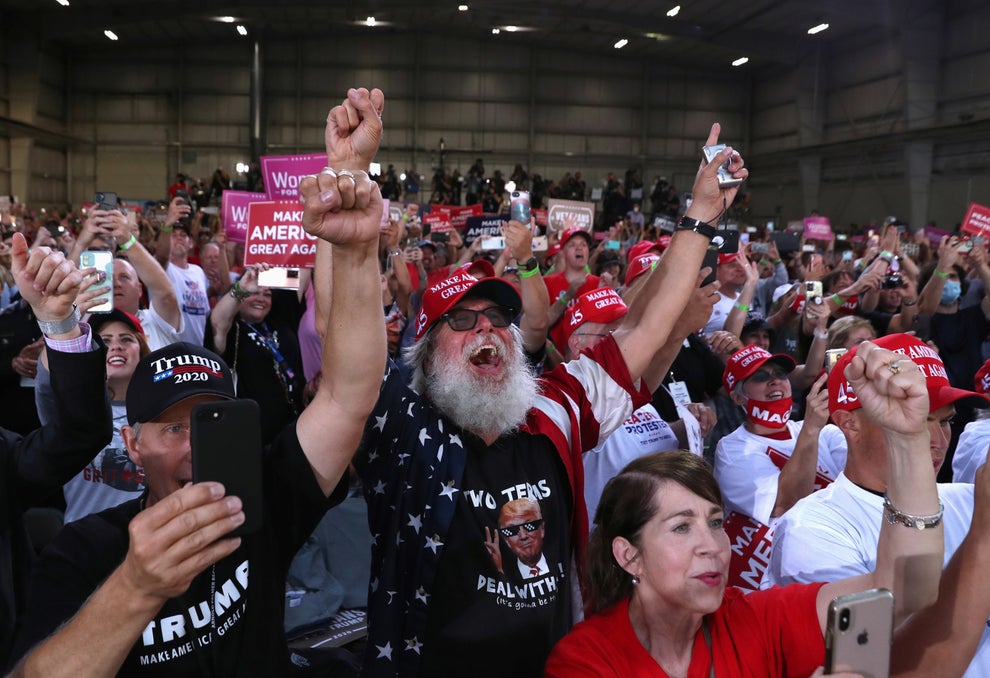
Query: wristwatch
675 216 717 240
37 304 80 337
518 256 539 273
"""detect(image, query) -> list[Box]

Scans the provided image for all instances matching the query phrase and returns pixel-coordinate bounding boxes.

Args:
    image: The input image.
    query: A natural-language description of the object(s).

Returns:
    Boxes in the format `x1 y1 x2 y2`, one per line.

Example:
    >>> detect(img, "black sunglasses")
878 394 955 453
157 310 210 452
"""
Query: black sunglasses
747 367 789 383
441 306 515 332
499 519 543 538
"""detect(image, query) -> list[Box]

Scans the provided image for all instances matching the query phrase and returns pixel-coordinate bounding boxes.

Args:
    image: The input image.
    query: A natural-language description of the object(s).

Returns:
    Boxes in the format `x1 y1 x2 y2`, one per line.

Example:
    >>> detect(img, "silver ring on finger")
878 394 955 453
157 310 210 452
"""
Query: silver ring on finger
321 167 337 179
338 169 356 183
887 360 902 375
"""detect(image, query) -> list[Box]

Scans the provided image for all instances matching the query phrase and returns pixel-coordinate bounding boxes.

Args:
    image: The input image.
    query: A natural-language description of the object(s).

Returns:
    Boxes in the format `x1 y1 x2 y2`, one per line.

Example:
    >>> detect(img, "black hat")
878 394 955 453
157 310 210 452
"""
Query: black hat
126 342 235 425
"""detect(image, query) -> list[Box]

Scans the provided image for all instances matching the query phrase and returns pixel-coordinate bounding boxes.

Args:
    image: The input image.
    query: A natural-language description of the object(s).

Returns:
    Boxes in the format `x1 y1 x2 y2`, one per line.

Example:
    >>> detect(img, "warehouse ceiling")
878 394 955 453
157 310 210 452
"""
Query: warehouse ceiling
0 0 953 71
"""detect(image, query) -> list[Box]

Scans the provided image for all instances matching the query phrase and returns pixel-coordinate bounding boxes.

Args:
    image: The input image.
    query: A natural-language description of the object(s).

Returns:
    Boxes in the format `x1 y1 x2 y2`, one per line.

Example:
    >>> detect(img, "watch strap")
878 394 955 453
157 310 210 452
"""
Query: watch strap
675 216 718 240
518 256 539 273
37 303 81 337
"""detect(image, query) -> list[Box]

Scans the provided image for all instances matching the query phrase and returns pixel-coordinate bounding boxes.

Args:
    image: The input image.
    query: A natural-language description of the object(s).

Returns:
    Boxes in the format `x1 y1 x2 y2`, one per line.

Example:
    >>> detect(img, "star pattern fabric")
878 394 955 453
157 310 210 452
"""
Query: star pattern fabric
354 337 649 677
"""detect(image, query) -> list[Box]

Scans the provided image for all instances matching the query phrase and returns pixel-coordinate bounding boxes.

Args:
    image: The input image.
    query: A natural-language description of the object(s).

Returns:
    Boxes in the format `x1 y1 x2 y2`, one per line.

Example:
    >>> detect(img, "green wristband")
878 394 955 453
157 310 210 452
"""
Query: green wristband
118 235 138 251
734 302 750 312
934 269 950 279
519 267 541 279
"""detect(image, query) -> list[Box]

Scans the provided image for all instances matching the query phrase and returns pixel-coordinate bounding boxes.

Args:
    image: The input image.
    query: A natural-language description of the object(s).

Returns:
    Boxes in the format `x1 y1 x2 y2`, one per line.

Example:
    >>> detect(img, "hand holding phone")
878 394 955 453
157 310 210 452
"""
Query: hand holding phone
701 144 743 189
80 250 115 313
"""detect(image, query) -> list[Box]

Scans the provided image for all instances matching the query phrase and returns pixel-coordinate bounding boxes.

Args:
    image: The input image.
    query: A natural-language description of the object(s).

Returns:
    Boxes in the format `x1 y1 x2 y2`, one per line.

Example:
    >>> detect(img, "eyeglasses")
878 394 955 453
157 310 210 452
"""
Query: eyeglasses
499 519 543 538
747 367 789 383
441 306 515 332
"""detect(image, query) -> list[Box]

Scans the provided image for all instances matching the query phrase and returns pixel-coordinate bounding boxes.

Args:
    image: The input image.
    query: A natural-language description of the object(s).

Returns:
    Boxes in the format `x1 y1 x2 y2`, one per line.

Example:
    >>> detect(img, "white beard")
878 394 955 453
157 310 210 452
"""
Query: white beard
426 332 538 440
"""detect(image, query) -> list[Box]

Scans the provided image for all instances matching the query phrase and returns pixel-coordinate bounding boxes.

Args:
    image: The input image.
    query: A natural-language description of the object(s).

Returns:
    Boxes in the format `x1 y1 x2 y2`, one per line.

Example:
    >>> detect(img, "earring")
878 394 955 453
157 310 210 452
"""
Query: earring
631 575 640 586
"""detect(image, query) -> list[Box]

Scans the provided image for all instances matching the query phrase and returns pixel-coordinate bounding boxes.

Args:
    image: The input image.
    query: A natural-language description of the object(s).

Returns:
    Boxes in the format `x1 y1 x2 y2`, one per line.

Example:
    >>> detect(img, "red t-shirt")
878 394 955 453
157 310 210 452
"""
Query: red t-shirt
543 271 601 348
545 582 826 677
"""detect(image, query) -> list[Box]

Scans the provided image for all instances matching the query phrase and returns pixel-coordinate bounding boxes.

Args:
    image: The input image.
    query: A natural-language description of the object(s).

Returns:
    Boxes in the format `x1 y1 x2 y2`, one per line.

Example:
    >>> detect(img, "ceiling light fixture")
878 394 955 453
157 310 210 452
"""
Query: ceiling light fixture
808 23 829 35
104 29 118 41
458 4 468 10
56 0 70 6
218 16 235 23
492 28 501 34
732 57 749 67
666 5 681 17
236 24 248 36
614 38 628 49
366 16 377 26
504 25 520 32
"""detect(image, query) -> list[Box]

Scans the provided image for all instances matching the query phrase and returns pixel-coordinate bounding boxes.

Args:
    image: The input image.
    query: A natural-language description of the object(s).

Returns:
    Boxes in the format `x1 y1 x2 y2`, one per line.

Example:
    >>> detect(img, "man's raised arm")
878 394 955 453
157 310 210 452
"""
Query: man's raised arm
613 123 748 384
296 87 387 496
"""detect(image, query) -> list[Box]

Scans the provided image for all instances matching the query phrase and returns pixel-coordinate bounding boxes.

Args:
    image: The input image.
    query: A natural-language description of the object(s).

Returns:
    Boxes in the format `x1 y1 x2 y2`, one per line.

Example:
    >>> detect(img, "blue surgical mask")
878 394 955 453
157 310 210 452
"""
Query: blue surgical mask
940 279 961 306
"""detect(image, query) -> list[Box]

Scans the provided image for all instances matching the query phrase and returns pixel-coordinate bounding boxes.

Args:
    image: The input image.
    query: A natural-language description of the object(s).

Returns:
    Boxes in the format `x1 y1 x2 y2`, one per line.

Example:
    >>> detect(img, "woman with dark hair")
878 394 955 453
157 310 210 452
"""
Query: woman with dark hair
546 341 944 677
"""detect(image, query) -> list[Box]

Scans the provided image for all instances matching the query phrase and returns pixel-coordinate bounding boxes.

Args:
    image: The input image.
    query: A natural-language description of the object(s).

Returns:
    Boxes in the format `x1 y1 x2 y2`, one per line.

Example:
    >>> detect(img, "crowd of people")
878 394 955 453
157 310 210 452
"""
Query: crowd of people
1 85 989 677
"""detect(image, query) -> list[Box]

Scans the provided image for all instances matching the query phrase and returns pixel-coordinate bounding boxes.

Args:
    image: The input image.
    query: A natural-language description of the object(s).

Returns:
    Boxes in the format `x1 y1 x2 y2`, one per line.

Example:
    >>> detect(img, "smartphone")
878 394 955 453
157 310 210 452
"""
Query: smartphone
94 191 118 212
751 242 770 254
605 240 621 250
956 238 974 253
701 240 720 287
531 235 548 252
842 250 854 261
701 144 743 188
191 400 263 537
481 236 506 250
257 267 301 290
80 250 114 313
805 280 823 317
510 190 531 224
825 348 847 373
825 588 893 678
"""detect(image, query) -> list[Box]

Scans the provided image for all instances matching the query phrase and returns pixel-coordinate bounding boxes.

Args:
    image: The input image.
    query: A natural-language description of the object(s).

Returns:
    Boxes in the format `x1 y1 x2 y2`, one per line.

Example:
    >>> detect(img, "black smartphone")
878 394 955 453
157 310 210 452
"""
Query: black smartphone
95 191 118 211
701 229 738 287
191 400 263 536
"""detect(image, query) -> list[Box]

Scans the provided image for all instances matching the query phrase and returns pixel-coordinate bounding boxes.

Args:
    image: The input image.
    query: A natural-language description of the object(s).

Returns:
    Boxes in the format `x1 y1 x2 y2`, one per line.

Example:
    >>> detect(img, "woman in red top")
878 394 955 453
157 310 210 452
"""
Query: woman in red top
546 340 943 677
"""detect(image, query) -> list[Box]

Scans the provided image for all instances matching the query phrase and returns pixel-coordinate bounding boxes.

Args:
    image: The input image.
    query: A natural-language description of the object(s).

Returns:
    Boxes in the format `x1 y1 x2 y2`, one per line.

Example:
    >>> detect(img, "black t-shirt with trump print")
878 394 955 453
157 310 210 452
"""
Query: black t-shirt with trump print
420 428 572 677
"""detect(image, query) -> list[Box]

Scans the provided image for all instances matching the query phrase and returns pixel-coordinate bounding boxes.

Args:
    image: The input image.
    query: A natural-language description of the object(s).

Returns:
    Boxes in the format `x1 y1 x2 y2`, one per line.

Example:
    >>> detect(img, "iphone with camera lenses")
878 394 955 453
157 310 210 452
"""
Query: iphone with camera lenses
80 250 114 314
191 399 263 536
825 588 893 678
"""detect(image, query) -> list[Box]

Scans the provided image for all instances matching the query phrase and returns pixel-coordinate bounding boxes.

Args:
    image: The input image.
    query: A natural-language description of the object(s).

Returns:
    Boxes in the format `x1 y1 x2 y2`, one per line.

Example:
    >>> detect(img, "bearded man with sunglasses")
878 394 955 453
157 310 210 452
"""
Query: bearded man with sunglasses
712 345 847 591
309 90 749 677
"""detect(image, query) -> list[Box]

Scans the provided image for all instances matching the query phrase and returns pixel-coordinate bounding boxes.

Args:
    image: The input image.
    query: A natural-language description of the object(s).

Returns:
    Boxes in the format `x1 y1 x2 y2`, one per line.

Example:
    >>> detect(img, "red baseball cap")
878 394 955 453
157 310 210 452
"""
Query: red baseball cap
722 345 796 394
559 227 593 248
88 308 146 337
976 359 990 395
718 252 742 265
458 258 495 279
656 235 672 252
562 287 628 345
625 253 660 287
545 242 561 261
627 240 662 263
828 333 990 416
413 271 521 341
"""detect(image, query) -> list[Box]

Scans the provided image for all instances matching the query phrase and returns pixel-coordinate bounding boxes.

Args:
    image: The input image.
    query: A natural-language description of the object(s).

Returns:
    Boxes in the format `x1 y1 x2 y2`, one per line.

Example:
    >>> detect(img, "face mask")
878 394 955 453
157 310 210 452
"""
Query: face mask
940 279 961 306
745 397 793 430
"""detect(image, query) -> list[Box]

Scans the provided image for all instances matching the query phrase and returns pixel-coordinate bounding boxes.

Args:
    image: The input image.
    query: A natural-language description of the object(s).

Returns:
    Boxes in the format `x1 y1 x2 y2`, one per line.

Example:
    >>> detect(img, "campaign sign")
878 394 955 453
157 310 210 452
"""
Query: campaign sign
424 211 453 234
260 153 326 201
244 201 318 268
532 208 548 228
547 199 594 233
961 203 990 238
222 190 267 244
438 204 482 230
464 214 508 247
924 224 952 245
803 216 834 241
